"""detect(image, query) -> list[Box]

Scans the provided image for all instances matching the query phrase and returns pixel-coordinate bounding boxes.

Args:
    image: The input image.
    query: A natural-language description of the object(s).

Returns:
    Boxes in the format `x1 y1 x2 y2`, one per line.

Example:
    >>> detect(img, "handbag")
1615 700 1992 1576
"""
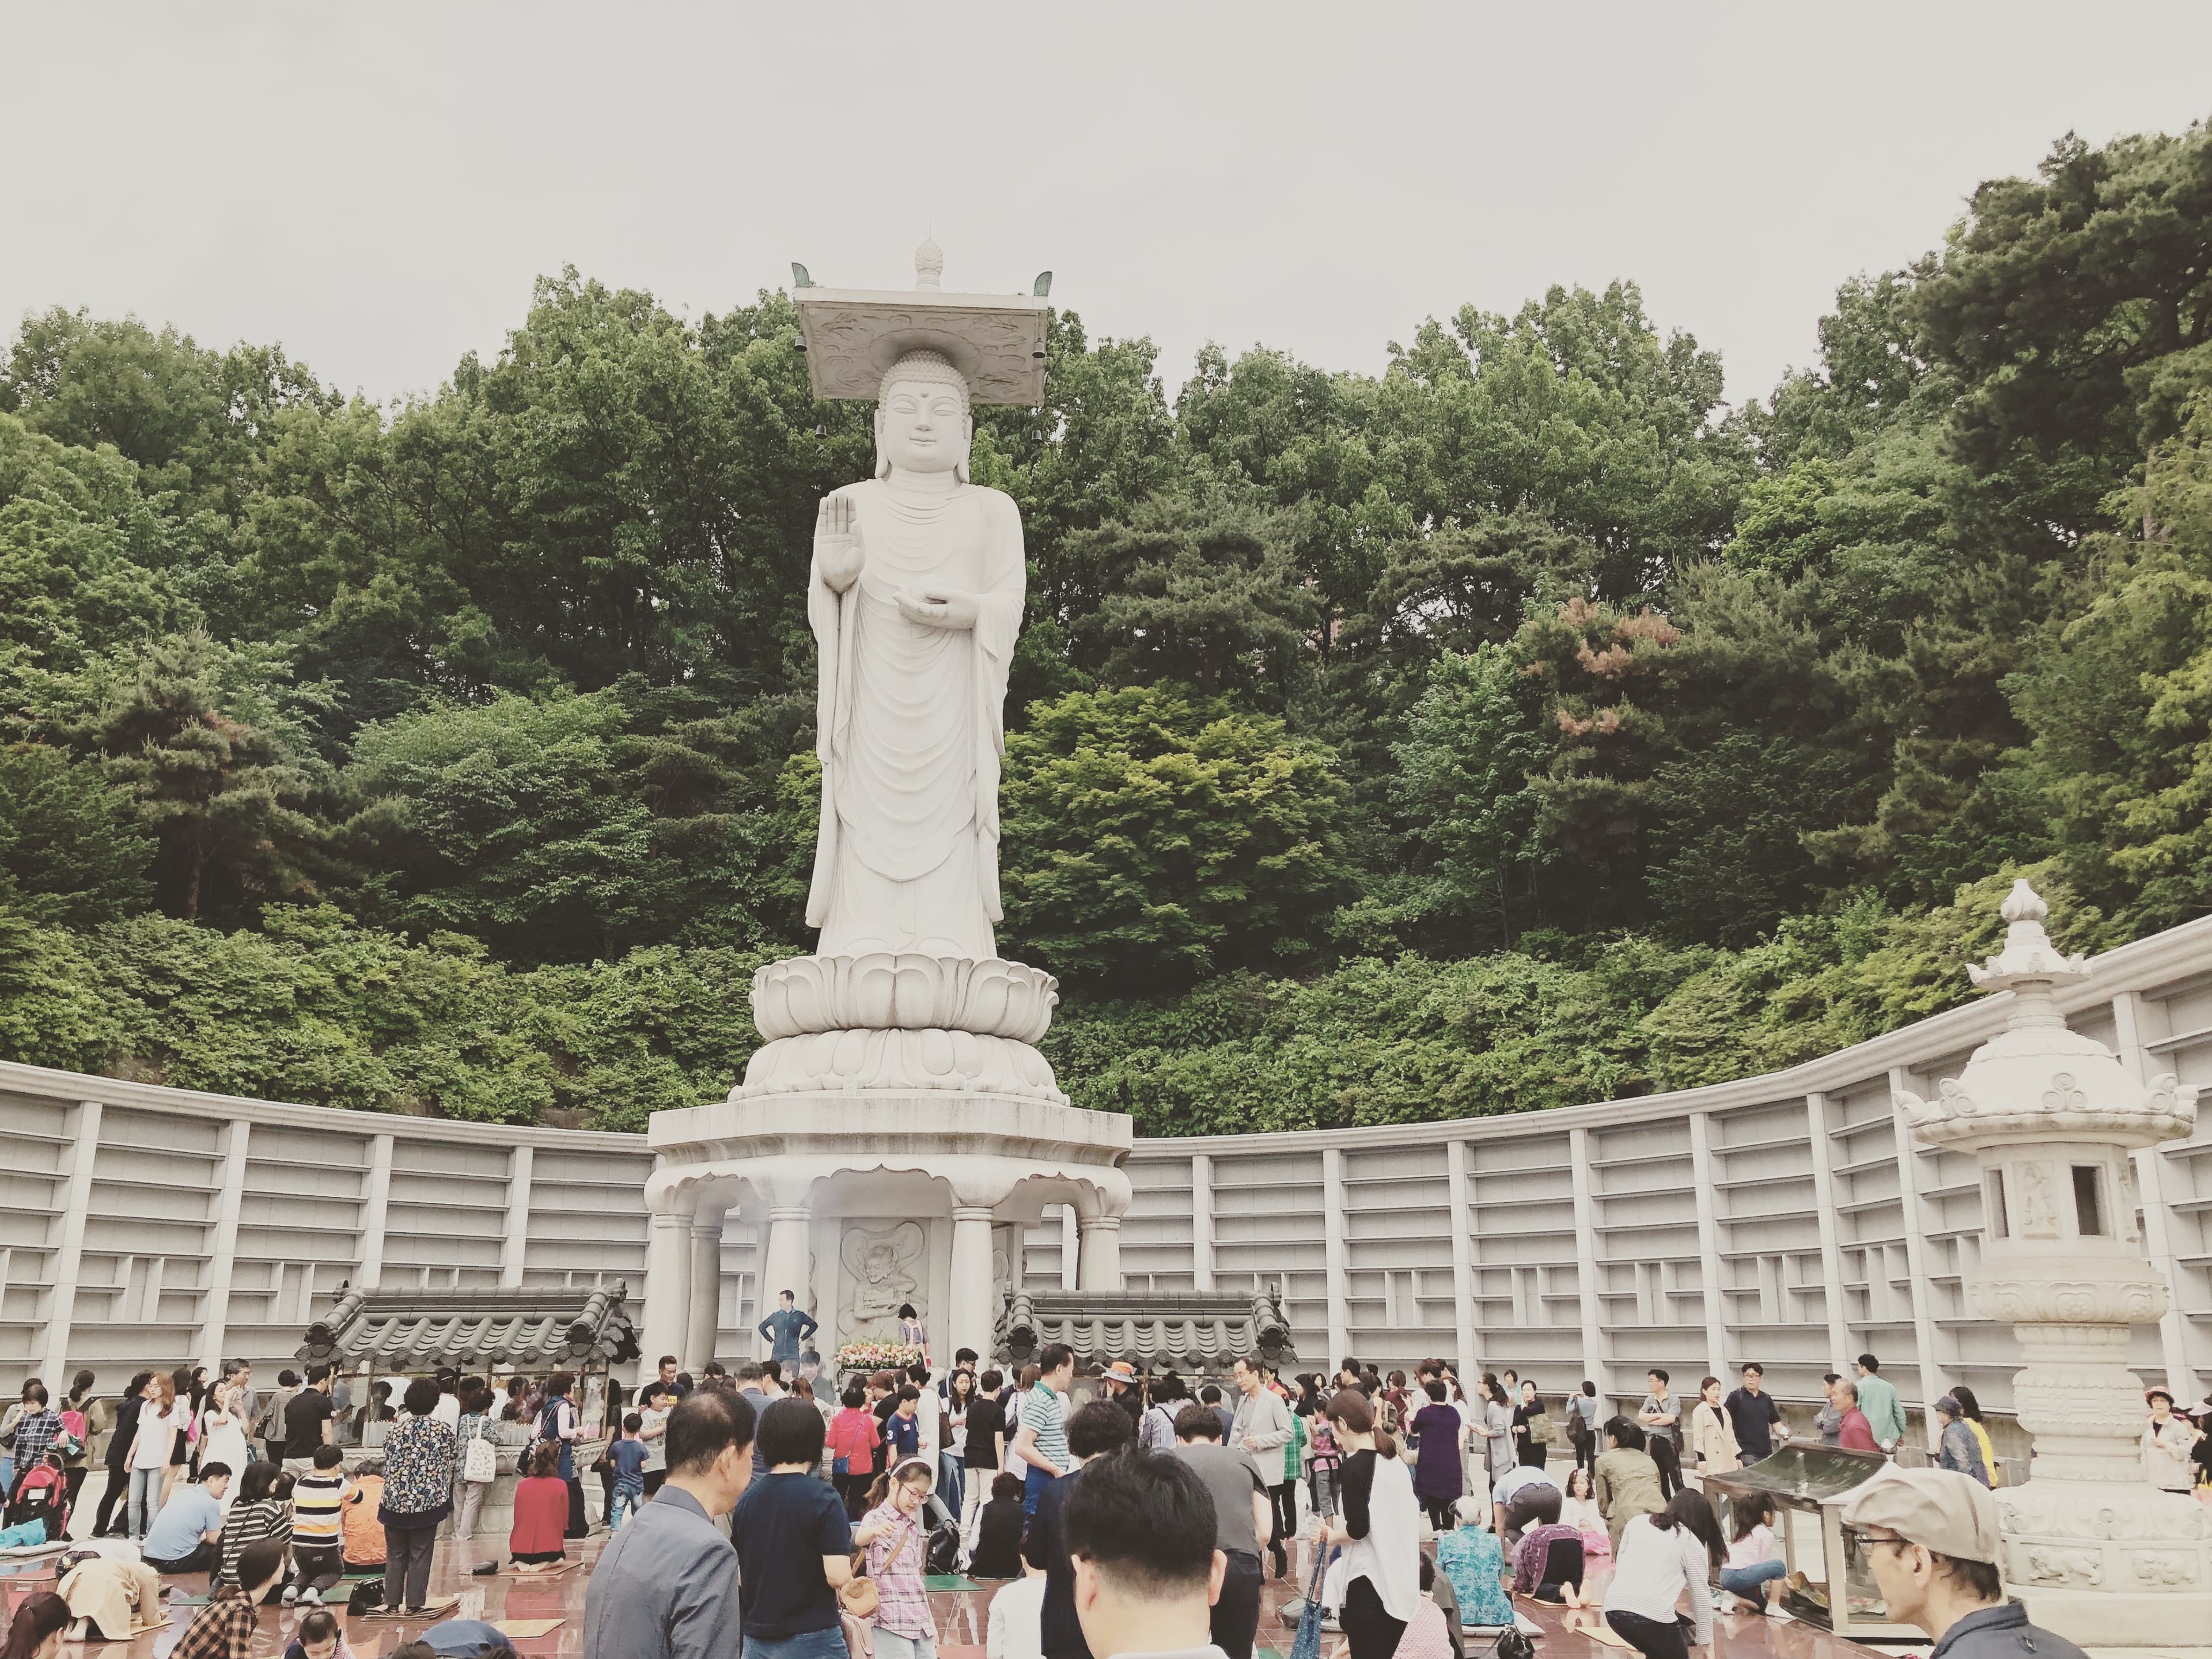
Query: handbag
839 1520 912 1621
463 1426 497 1484
1289 1543 1335 1659
1528 1411 1553 1447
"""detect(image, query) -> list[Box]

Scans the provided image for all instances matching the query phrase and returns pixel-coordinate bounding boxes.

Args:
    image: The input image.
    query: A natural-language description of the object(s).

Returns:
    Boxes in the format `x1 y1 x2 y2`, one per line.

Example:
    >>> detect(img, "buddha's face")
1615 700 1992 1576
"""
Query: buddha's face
877 377 970 476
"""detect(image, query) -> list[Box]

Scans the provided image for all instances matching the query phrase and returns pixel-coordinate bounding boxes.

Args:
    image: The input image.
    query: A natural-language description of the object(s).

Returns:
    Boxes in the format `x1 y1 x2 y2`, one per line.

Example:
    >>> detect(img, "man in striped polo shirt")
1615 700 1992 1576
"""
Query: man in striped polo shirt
1011 1343 1076 1517
283 1444 351 1606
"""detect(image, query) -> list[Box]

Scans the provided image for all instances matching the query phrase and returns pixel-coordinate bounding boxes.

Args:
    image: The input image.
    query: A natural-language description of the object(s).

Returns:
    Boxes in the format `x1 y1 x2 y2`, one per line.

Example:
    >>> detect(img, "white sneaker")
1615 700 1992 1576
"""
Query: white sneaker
1766 1605 1793 1622
281 1586 299 1607
301 1588 321 1607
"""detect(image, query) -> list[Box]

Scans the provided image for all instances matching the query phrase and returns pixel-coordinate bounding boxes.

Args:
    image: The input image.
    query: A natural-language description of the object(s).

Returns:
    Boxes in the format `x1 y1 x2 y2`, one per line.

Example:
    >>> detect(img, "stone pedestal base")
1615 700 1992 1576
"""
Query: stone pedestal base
2000 1479 2212 1647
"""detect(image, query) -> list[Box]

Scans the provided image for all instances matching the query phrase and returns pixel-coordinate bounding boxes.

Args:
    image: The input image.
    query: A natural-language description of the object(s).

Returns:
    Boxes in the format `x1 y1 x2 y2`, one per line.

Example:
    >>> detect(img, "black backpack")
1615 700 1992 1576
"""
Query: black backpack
926 1519 961 1576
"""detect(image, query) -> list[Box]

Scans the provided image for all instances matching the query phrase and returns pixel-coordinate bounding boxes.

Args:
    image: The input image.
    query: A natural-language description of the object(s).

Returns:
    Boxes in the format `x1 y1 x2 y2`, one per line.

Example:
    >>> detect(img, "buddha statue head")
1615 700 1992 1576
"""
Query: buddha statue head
874 349 974 484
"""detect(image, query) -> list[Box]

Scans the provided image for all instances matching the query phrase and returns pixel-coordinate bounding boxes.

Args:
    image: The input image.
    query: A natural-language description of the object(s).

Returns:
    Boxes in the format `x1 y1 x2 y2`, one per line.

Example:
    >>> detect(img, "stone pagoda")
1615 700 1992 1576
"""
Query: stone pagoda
1896 880 2211 1646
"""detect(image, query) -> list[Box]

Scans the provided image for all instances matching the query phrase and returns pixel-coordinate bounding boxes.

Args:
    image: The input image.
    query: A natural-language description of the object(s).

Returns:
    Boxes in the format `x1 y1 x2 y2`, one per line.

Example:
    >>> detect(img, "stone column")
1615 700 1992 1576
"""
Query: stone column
948 1207 998 1367
758 1206 813 1357
357 1132 395 1290
686 1209 725 1373
1896 881 2212 1646
499 1146 534 1289
639 1189 696 1382
198 1118 251 1373
1075 1215 1122 1292
40 1100 103 1382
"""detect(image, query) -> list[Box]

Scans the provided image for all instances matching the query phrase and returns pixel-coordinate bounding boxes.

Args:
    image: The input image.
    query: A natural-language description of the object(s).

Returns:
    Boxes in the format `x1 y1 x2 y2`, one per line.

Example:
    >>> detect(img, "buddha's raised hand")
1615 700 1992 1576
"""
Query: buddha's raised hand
815 495 866 592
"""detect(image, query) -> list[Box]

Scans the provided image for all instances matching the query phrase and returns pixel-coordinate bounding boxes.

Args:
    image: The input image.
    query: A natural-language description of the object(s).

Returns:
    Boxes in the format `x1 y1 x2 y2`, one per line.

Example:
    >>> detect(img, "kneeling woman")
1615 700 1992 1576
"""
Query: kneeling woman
1601 1491 1726 1659
1320 1389 1423 1659
495 1442 571 1575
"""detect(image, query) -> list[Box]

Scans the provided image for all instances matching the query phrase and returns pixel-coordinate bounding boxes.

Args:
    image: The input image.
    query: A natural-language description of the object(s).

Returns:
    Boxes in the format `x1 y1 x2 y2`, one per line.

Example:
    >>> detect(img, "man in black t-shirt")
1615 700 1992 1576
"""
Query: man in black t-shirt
959 1369 1009 1561
1723 1361 1786 1463
283 1365 336 1471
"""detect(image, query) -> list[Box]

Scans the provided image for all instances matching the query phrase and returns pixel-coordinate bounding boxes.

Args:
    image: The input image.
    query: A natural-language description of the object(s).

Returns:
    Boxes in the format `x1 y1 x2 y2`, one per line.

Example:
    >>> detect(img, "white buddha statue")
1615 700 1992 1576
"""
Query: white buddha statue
805 349 1027 960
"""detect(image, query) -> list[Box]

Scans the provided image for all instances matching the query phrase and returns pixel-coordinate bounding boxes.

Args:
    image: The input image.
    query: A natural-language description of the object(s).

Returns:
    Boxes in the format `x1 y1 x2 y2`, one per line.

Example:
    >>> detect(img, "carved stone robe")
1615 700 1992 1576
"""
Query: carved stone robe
806 478 1025 959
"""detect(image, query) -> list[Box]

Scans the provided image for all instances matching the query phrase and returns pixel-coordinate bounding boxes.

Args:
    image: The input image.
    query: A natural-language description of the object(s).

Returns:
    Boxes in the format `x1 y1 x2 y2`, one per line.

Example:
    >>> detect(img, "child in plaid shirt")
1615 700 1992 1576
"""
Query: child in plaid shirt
855 1459 938 1659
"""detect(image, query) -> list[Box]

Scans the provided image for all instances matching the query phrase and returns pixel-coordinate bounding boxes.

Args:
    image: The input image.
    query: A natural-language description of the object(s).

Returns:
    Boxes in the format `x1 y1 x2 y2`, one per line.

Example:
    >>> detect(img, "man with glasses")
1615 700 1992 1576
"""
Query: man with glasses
1839 1467 2086 1659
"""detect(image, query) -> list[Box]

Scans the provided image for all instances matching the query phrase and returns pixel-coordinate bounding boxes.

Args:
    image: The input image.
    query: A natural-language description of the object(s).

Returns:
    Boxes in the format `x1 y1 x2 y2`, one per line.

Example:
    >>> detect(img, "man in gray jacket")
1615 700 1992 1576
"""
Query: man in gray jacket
1228 1357 1291 1578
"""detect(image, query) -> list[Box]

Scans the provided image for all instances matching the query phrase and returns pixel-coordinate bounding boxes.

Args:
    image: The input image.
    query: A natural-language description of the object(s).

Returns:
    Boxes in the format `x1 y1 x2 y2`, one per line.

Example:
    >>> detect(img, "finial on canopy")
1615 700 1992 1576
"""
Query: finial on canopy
916 236 944 291
1965 878 2090 991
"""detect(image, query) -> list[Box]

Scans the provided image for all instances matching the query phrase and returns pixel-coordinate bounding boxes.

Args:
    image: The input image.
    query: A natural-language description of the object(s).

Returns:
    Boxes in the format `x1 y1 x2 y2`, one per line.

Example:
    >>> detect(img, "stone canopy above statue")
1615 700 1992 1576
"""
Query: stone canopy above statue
794 237 1050 406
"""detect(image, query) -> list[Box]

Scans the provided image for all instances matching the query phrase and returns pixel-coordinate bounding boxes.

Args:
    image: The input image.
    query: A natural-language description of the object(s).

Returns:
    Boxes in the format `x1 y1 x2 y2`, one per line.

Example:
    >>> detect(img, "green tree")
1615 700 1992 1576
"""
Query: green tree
0 744 154 926
36 631 329 921
1000 685 1350 988
1390 645 1548 937
1068 494 1319 702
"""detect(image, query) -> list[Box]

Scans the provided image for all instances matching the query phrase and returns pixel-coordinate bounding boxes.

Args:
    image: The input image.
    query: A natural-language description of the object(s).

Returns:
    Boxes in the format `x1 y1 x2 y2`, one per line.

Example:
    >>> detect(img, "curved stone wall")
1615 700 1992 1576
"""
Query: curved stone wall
3 915 2207 1418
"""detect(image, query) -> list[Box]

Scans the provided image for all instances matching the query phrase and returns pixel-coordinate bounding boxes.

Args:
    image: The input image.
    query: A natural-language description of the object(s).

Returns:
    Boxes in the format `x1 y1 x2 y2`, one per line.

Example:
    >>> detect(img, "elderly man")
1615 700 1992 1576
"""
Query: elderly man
1842 1467 2087 1659
584 1390 757 1659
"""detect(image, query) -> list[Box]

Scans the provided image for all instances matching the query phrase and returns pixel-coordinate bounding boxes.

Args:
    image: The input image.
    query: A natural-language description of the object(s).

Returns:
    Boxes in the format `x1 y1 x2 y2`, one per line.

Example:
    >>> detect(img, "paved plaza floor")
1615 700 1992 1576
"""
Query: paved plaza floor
0 1526 1902 1659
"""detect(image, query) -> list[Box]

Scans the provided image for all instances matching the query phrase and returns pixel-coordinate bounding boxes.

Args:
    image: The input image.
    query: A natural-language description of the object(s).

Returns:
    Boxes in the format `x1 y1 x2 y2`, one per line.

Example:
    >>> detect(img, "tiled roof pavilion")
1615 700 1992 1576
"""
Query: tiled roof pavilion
298 1280 639 1375
995 1287 1293 1373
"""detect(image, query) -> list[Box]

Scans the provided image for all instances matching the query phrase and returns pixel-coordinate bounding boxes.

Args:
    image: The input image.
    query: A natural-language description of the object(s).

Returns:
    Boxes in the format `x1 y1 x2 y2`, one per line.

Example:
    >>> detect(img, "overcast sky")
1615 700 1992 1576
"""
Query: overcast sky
5 2 2210 413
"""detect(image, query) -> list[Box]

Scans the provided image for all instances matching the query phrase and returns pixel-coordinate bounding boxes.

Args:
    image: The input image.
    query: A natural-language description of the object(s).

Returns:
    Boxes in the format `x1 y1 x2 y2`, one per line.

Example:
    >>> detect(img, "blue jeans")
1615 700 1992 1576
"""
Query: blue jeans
936 1453 963 1515
609 1482 645 1529
128 1466 161 1539
744 1626 849 1659
1022 1462 1051 1517
1720 1560 1787 1598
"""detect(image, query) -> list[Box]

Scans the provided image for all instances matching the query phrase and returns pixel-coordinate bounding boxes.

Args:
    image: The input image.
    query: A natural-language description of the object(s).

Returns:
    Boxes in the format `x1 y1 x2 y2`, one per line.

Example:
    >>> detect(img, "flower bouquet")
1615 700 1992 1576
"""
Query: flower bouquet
835 1340 926 1376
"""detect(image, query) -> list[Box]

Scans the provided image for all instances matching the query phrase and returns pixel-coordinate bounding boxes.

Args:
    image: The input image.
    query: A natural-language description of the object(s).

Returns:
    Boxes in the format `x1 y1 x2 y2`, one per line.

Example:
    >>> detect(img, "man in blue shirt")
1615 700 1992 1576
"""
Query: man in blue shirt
756 1290 819 1367
140 1461 231 1573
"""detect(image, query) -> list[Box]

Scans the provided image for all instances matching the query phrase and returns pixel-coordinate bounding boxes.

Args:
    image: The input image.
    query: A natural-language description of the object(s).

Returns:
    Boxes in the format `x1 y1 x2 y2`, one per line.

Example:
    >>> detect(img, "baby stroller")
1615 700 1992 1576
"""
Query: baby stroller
4 1453 72 1543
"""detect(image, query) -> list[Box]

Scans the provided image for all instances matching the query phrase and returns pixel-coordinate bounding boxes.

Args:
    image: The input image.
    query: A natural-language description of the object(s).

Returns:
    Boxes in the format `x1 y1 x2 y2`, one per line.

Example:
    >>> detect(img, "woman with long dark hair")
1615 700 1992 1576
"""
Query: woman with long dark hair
0 1589 70 1659
1949 1385 2000 1486
1602 1490 1725 1659
1321 1388 1421 1659
1718 1490 1789 1613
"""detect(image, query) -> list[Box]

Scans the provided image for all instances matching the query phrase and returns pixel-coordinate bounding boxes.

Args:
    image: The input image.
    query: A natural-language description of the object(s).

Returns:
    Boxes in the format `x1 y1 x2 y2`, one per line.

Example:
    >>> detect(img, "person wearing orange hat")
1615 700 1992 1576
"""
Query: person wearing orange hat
1840 1467 2087 1659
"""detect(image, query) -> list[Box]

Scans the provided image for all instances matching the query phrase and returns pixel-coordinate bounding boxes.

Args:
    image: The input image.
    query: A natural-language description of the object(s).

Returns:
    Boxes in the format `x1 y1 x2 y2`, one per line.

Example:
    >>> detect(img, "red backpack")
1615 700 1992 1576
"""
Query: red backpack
5 1459 67 1537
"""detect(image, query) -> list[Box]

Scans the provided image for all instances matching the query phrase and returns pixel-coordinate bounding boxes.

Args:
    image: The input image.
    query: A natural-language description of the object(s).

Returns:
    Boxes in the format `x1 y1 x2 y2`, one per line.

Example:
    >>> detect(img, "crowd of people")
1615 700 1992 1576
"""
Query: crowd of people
3 1343 2206 1659
574 1346 2143 1659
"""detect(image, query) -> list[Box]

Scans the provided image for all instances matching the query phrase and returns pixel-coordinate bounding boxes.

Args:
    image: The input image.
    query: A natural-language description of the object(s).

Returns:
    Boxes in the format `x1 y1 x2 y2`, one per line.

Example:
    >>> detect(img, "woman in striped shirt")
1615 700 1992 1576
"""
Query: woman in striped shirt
215 1463 293 1594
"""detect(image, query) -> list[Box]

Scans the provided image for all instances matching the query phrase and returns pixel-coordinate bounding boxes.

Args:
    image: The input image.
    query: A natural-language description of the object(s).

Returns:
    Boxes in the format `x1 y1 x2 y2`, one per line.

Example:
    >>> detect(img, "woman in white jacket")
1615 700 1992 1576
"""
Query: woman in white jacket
1321 1389 1422 1659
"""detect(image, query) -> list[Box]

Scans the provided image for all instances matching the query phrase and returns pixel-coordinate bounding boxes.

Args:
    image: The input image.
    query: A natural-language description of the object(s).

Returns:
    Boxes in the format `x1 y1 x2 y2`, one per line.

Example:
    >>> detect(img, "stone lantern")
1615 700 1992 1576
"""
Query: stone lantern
1896 880 2211 1646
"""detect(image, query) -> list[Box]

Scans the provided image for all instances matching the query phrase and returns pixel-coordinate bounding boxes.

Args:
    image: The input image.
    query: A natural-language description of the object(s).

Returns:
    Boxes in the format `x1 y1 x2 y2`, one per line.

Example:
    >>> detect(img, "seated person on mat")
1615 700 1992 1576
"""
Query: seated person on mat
139 1459 231 1574
342 1459 387 1574
1434 1495 1515 1626
474 1441 569 1576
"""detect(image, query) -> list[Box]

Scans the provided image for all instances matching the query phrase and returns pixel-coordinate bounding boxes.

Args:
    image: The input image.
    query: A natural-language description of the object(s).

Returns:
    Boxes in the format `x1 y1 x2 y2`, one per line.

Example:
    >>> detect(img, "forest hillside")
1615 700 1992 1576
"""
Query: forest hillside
2 122 2209 1132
